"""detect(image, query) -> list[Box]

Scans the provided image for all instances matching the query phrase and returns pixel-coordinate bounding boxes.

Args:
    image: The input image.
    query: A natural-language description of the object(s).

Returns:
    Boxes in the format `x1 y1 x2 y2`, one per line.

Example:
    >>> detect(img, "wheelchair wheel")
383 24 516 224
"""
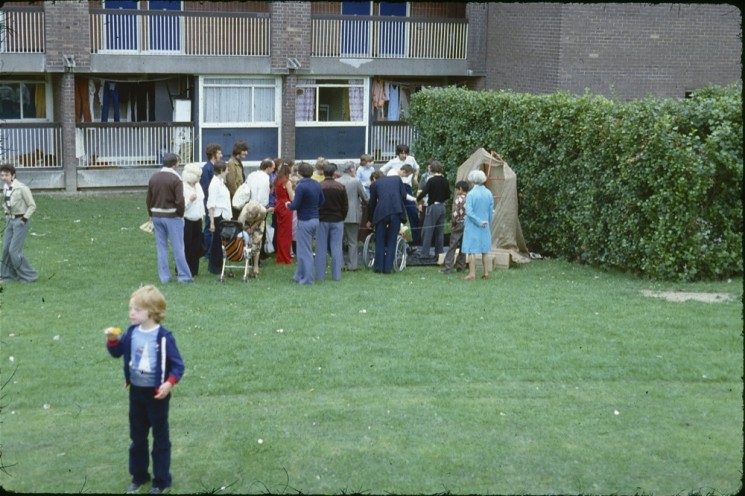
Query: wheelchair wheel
362 232 375 269
394 236 408 272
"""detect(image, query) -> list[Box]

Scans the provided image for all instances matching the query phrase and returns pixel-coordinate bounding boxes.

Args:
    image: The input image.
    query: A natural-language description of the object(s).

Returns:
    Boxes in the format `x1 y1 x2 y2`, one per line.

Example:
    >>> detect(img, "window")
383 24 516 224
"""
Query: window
0 81 47 120
103 0 139 52
201 77 277 125
296 79 365 124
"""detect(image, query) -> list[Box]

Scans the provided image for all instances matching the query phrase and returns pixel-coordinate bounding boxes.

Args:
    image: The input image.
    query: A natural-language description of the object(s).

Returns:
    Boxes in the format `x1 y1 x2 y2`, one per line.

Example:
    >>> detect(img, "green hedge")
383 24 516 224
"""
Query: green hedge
408 85 742 281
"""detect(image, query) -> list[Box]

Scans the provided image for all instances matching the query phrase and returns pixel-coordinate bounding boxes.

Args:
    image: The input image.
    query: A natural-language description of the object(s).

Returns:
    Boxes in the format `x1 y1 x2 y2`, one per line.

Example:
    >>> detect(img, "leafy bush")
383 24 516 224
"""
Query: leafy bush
408 85 742 280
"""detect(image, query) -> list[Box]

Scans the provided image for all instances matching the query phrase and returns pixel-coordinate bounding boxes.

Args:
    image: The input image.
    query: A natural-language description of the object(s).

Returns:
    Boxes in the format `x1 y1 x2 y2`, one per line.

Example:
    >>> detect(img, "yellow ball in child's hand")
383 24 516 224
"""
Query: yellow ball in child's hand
105 327 122 338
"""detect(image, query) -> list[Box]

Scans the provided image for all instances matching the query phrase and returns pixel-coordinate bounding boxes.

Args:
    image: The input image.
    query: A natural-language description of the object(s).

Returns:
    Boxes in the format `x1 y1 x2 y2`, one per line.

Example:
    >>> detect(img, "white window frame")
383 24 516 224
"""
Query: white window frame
101 0 142 54
198 76 281 128
0 77 52 122
295 77 368 127
147 0 184 55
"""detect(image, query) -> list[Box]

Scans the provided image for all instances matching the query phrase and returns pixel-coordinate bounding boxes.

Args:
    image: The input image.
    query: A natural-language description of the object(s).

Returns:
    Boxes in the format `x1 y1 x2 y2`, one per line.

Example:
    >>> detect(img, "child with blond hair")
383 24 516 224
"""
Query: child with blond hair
105 285 185 495
356 153 375 196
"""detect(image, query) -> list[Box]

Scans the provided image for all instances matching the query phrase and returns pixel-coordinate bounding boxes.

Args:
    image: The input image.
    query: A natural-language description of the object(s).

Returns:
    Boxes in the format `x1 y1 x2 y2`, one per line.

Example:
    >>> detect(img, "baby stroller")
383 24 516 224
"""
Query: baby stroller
219 220 251 283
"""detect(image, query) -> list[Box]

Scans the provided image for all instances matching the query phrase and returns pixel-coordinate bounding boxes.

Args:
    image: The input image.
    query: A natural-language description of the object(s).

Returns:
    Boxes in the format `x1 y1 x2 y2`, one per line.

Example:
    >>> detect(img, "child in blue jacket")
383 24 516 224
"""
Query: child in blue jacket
105 285 185 495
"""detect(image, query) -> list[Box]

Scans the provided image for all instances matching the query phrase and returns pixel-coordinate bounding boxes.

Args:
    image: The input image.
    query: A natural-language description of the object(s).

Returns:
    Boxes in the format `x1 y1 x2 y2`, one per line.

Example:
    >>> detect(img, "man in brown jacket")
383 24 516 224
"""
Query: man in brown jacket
315 163 348 281
146 153 193 283
226 140 249 218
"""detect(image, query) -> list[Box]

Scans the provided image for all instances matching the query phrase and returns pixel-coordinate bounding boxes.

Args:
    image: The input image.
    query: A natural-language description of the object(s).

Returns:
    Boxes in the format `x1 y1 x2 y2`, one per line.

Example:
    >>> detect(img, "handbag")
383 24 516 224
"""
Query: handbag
263 222 275 254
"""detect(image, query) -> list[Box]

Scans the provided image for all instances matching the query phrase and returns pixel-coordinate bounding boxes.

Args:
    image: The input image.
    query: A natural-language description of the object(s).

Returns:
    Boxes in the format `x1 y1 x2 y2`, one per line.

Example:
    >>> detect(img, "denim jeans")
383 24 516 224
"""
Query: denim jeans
315 221 344 281
129 385 172 489
152 216 192 283
293 218 318 285
101 81 120 122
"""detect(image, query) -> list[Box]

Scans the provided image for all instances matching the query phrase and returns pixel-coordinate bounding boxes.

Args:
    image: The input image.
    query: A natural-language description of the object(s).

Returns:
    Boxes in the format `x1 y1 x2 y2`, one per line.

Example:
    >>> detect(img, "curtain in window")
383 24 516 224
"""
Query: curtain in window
296 79 315 121
34 84 46 118
349 87 364 122
204 86 252 123
254 87 274 122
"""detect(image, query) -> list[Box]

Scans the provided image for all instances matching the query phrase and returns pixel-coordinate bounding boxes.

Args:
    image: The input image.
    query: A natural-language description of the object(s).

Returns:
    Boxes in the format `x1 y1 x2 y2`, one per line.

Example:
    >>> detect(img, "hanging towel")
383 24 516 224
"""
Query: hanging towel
388 84 400 121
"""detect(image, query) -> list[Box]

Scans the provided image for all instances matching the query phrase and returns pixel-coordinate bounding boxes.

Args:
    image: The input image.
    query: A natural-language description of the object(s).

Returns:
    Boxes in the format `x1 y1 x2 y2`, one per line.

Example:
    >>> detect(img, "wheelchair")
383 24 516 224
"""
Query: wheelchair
362 226 408 272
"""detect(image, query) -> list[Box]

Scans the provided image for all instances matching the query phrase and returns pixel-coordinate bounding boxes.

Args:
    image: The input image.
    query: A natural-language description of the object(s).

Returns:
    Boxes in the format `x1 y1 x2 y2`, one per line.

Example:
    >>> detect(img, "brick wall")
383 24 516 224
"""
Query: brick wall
270 1 311 72
466 3 488 77
557 4 741 99
485 3 562 94
281 74 297 160
270 2 312 158
52 73 78 191
43 1 90 73
44 1 89 191
484 3 742 100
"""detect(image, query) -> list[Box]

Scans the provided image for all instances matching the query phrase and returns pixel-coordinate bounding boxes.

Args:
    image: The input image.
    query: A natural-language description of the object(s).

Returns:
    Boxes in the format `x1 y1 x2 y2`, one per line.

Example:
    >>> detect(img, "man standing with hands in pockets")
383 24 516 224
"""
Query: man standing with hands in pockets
1 164 38 283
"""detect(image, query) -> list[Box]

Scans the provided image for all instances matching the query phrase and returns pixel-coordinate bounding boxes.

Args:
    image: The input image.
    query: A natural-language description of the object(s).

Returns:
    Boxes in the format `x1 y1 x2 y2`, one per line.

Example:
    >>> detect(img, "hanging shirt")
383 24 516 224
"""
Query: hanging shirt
388 84 400 121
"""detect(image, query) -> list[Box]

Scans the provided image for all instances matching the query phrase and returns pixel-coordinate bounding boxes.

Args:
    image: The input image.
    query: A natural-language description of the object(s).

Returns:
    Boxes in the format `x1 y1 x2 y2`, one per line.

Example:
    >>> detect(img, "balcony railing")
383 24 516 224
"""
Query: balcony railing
0 123 62 168
312 15 467 59
370 122 418 162
90 9 270 56
0 6 45 54
77 122 194 167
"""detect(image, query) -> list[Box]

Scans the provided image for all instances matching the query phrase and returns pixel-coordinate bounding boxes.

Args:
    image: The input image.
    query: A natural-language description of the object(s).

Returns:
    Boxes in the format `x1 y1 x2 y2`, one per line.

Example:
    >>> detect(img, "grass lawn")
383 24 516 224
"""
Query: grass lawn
0 193 742 494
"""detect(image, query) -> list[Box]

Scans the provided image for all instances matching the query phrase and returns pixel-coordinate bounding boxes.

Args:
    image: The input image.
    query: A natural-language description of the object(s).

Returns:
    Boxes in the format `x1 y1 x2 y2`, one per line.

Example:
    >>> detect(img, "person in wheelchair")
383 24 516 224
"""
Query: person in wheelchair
367 169 408 274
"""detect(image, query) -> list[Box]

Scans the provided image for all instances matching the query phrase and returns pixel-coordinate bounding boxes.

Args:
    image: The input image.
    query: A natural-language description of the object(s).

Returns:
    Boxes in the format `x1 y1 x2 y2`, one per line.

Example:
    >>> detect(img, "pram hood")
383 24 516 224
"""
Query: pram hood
220 220 244 241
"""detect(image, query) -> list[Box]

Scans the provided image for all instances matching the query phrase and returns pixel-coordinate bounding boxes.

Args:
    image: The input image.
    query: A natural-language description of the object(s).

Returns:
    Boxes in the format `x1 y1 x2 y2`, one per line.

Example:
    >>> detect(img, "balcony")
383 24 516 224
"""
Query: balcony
76 122 195 167
89 8 270 57
0 122 62 168
312 15 467 59
370 122 418 163
0 122 194 170
0 6 45 54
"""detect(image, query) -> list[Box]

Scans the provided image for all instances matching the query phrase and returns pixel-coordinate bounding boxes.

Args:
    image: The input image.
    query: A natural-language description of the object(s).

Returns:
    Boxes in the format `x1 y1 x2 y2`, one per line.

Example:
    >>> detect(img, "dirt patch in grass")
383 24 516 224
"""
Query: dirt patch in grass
640 290 737 303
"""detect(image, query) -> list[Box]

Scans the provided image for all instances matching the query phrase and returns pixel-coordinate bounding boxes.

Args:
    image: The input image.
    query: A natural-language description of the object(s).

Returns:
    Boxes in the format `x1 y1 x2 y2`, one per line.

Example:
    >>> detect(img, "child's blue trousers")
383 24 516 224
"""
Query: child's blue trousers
129 385 172 490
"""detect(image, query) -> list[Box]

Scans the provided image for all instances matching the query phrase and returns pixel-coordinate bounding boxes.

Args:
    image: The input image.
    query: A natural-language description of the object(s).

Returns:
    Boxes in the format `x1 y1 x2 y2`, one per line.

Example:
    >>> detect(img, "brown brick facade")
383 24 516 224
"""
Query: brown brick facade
43 1 90 73
483 3 741 100
484 3 563 95
269 2 312 159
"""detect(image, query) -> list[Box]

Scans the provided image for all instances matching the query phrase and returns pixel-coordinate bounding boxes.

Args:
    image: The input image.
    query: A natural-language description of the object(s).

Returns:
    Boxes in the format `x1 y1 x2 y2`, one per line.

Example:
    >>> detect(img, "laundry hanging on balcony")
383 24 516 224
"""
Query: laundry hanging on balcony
371 77 389 120
372 79 419 122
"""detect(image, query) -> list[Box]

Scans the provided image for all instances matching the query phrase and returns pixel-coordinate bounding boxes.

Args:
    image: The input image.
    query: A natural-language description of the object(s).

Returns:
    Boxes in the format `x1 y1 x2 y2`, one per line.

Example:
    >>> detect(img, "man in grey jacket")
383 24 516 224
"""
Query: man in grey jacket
336 161 368 271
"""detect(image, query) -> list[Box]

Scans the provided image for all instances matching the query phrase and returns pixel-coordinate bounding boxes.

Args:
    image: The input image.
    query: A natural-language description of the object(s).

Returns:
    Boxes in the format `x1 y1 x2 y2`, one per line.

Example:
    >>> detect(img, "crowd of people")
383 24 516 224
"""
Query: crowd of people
1 142 495 286
140 141 494 285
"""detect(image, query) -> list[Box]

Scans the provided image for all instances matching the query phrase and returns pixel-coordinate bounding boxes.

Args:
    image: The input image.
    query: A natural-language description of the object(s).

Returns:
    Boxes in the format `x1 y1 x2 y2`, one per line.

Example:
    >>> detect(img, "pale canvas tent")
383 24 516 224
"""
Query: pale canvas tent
456 148 530 264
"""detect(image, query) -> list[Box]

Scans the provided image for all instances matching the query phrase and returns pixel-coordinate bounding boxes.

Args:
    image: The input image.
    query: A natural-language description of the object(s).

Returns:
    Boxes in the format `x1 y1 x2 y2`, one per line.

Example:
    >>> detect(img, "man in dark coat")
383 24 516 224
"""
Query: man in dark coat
367 173 407 273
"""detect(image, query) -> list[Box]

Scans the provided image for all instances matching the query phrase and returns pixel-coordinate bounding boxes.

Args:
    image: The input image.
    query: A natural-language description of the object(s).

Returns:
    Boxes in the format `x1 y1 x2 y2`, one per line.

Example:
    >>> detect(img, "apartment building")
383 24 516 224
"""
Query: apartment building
0 2 739 192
